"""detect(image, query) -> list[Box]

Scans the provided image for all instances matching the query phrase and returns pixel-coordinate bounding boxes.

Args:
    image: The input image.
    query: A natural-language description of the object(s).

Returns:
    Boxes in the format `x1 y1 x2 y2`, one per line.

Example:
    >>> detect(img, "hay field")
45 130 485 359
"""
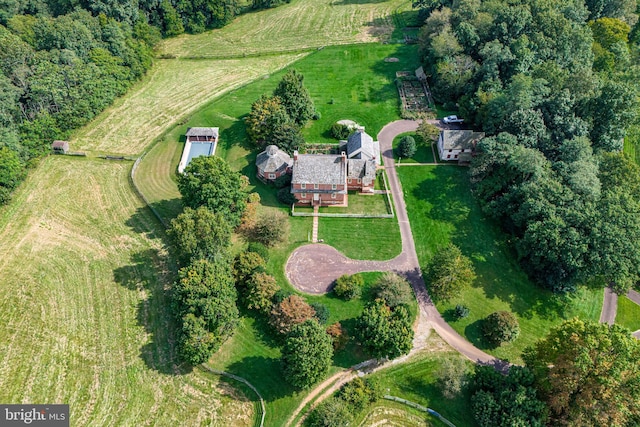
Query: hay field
71 54 304 155
159 0 411 58
0 156 254 426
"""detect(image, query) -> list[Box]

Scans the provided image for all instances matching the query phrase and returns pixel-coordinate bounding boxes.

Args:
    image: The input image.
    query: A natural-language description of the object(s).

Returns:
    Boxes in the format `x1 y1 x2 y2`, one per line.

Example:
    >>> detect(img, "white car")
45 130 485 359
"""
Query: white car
442 115 464 124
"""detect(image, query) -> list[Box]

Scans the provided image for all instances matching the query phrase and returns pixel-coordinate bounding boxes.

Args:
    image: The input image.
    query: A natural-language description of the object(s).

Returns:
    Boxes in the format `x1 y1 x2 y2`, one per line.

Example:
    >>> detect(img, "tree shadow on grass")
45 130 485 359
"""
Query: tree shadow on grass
113 248 189 376
463 319 492 352
223 356 295 402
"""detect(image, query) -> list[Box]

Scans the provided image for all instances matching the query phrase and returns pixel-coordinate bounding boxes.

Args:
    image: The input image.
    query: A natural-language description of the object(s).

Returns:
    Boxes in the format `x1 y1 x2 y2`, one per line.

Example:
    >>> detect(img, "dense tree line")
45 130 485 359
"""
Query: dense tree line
418 0 640 293
0 11 156 203
169 156 249 364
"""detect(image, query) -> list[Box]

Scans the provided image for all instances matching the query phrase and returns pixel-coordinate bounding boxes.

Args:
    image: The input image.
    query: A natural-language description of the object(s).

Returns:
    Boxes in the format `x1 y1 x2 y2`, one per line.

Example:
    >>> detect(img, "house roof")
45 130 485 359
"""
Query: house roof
346 129 380 164
52 140 69 148
440 130 484 151
291 153 346 185
186 127 219 138
256 145 292 173
347 159 376 184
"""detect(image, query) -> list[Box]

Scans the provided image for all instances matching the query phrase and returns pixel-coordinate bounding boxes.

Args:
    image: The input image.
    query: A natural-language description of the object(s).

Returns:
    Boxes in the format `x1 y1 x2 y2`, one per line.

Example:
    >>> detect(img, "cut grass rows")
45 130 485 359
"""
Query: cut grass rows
158 0 412 59
0 157 253 425
71 55 305 155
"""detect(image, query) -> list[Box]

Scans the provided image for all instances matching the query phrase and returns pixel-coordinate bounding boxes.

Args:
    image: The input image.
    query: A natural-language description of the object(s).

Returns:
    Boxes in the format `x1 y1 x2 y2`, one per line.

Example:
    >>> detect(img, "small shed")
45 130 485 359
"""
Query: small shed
52 140 69 154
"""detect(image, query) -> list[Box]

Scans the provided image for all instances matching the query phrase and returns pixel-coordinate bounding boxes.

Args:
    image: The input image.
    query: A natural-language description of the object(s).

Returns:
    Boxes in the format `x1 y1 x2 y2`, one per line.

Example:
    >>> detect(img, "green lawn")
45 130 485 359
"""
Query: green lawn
392 131 436 163
319 217 401 260
398 165 601 362
305 192 392 216
616 296 640 332
354 337 477 427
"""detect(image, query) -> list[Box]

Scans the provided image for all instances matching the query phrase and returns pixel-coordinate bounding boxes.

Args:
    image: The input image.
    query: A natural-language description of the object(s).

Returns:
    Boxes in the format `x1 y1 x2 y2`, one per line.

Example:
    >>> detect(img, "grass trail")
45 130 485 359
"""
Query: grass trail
159 0 412 58
71 55 305 155
0 157 254 426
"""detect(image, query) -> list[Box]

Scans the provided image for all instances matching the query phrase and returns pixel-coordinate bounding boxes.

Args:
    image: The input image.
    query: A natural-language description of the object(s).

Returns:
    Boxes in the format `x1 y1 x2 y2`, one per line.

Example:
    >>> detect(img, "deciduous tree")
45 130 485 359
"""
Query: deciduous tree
272 69 315 125
482 311 520 346
425 243 476 302
167 206 232 266
355 299 413 359
371 272 414 308
523 318 640 426
333 273 363 300
177 155 247 228
270 295 315 335
281 320 333 389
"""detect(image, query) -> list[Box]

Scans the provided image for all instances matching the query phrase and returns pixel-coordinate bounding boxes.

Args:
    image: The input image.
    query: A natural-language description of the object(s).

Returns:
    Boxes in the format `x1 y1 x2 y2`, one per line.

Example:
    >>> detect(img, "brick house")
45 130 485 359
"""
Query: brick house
256 145 292 182
291 151 348 206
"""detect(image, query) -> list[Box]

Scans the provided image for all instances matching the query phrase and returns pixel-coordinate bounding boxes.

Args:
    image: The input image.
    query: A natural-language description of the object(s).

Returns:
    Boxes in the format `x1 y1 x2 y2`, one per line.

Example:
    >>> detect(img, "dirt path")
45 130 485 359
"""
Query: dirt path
284 370 356 427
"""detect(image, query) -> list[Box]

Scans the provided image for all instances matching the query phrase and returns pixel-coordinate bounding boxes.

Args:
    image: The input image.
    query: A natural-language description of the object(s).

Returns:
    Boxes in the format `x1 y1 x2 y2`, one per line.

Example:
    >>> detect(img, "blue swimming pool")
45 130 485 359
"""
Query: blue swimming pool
186 142 214 166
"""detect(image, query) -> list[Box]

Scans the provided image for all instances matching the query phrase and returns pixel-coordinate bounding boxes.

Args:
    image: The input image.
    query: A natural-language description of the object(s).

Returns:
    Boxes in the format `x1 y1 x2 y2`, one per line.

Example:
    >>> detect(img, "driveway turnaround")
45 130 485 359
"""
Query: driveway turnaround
286 120 502 367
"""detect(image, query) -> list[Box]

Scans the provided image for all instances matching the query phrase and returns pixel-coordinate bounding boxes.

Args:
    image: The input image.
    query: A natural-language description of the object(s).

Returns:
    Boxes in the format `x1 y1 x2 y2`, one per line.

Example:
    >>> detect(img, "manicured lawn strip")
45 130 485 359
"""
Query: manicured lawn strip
159 0 413 58
356 341 477 427
0 157 253 425
397 165 601 362
392 132 435 163
134 135 184 222
316 192 391 215
616 296 640 332
319 217 401 260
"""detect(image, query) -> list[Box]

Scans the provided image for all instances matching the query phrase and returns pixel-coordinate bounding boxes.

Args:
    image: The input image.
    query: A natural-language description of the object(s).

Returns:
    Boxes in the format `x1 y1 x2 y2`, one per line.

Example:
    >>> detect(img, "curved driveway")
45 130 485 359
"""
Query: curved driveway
286 120 502 367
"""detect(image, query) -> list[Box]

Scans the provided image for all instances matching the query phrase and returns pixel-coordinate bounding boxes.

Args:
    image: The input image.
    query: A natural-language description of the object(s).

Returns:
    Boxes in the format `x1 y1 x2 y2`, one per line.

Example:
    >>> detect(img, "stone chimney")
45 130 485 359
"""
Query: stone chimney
341 151 346 163
293 150 298 161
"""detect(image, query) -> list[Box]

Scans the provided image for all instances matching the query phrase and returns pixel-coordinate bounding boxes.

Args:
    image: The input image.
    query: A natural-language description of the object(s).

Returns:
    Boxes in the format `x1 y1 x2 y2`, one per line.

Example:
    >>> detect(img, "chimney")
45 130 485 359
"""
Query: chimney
293 150 298 161
341 151 346 163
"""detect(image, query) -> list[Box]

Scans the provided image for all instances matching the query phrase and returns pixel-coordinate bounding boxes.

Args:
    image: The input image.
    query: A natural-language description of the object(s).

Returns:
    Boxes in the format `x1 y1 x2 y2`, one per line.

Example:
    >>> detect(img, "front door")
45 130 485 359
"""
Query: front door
313 193 319 205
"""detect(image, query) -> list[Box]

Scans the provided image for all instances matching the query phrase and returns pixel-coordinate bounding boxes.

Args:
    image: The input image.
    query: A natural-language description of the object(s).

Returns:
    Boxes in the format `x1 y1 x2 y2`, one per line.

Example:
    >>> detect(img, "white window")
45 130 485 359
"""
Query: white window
348 179 352 184
268 173 276 179
314 183 319 190
301 193 306 198
331 193 336 199
332 184 336 190
357 178 361 184
301 183 306 189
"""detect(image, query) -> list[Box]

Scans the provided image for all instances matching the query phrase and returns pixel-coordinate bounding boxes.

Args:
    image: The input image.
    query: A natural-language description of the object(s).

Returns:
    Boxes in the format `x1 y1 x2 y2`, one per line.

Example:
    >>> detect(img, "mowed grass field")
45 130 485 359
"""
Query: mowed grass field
0 157 254 426
159 0 412 58
397 165 602 362
71 54 305 155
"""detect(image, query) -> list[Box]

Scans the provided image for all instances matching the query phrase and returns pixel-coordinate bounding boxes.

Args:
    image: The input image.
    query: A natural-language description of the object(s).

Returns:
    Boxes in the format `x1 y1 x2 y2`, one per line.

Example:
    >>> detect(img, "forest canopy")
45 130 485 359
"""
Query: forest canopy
418 0 640 293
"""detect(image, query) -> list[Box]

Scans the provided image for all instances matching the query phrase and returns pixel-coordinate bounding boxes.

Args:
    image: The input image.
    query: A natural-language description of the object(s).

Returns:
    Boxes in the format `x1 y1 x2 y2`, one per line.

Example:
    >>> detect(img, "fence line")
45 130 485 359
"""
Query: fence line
383 395 456 427
291 208 394 218
200 366 266 427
